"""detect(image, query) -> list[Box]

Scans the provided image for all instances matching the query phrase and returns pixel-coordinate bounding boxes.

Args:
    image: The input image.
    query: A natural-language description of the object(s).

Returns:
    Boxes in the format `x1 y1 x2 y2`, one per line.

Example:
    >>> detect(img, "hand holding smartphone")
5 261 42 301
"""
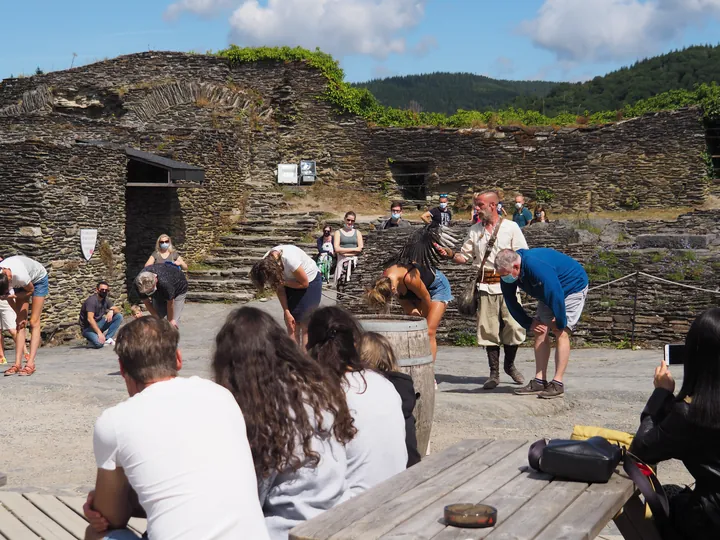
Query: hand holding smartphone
664 344 686 366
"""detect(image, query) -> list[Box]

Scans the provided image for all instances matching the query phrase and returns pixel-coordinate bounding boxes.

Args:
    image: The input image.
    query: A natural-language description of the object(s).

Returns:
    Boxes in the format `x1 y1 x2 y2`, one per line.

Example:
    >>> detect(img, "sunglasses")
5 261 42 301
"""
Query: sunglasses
98 288 109 293
323 230 331 235
346 219 355 223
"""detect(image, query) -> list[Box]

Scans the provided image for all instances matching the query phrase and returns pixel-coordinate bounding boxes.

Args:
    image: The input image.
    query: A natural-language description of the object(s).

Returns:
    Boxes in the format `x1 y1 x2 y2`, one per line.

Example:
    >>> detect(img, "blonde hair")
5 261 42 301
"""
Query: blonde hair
365 277 393 312
155 234 175 253
359 332 398 372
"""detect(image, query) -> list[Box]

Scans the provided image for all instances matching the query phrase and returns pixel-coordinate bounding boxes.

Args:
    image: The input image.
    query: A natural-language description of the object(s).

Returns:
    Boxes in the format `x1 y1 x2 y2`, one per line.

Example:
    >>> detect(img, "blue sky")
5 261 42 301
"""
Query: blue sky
2 0 720 83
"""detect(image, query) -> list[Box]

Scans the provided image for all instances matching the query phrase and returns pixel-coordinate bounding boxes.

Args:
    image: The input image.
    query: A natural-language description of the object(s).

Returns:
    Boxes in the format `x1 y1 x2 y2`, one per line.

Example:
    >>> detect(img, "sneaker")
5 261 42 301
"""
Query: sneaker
514 379 548 395
0 357 6 365
104 338 115 347
538 381 565 399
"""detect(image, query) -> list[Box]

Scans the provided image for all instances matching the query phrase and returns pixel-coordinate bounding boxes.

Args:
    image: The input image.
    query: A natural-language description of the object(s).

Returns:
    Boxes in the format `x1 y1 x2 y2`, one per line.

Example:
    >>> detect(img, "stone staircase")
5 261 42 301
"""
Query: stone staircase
186 190 325 303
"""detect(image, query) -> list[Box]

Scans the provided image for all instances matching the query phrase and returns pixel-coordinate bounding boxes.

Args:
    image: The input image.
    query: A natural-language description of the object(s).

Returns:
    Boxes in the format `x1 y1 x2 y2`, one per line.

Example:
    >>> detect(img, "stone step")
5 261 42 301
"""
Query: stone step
211 244 316 257
218 235 314 248
189 277 253 293
187 267 252 279
239 217 319 228
185 291 254 304
232 224 313 236
201 256 262 268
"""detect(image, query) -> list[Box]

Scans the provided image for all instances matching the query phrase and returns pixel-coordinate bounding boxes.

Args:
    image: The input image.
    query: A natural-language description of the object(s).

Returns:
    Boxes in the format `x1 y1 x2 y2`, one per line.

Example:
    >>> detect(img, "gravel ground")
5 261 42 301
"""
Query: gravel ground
0 299 692 537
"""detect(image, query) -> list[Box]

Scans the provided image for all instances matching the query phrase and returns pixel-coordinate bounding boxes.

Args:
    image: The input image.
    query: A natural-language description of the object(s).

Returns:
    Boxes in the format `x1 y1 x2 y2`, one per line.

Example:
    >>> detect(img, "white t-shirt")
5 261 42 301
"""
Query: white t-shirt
341 371 407 500
93 377 269 540
460 219 529 294
266 245 318 283
0 256 47 289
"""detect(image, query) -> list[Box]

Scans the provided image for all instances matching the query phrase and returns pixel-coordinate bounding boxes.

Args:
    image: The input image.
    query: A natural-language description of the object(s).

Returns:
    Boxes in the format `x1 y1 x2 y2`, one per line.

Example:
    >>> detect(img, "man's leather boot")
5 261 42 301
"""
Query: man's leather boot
483 346 501 390
503 344 525 385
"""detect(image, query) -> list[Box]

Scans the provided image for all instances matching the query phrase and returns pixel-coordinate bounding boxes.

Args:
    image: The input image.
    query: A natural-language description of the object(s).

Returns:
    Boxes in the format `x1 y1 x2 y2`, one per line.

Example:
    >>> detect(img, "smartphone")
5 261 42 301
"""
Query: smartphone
664 344 686 365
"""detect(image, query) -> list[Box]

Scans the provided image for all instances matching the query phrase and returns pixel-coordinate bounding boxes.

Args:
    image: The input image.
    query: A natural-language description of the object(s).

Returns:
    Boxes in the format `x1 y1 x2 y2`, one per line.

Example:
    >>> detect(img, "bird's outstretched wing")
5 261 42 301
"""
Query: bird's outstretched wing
384 223 460 270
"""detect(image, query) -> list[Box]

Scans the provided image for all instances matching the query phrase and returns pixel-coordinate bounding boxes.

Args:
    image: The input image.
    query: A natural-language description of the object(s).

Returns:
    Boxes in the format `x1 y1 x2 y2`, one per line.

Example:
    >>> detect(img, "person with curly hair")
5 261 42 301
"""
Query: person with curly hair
250 245 322 343
213 306 356 539
306 306 407 499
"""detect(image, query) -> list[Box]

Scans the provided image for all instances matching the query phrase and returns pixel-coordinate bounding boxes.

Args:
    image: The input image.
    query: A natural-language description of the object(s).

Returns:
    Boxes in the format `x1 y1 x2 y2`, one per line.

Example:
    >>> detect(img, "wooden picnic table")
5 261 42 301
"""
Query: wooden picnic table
290 438 637 540
0 492 147 539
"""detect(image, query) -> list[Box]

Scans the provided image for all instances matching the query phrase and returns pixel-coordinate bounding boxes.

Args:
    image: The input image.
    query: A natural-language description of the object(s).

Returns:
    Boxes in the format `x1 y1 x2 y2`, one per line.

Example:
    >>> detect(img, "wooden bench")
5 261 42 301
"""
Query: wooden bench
290 438 638 540
0 492 147 539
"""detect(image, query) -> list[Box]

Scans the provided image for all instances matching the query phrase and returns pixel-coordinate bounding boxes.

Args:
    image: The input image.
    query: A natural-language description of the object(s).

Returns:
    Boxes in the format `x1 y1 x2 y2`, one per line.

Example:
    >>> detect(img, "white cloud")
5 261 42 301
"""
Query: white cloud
520 0 720 63
221 0 428 59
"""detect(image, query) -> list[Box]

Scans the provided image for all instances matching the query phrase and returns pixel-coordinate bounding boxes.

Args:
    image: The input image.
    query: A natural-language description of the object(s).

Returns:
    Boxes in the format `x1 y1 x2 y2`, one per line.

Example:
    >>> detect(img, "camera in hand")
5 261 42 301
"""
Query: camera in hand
664 344 686 365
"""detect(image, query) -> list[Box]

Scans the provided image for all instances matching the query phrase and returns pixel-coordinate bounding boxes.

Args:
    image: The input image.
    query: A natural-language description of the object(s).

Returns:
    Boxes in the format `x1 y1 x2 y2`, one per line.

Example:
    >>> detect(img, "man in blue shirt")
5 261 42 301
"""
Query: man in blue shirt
512 195 533 228
495 248 589 399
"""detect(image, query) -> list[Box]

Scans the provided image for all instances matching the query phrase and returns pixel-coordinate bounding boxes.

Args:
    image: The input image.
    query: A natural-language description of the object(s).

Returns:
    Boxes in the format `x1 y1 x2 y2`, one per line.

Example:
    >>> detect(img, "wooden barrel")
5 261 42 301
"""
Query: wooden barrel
357 315 435 457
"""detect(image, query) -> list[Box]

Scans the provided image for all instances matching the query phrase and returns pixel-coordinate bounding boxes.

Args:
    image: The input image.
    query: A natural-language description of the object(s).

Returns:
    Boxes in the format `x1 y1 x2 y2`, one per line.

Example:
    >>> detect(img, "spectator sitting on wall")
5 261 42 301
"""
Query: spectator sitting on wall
532 205 549 224
380 201 412 230
145 234 187 271
421 194 452 227
81 317 269 540
512 195 533 228
316 225 336 283
317 225 335 257
135 263 188 329
79 281 124 349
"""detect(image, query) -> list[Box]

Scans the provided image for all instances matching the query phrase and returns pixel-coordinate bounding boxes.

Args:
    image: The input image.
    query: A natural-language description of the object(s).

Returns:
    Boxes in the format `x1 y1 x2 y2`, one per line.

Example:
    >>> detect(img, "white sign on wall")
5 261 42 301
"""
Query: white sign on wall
80 229 98 261
277 164 298 185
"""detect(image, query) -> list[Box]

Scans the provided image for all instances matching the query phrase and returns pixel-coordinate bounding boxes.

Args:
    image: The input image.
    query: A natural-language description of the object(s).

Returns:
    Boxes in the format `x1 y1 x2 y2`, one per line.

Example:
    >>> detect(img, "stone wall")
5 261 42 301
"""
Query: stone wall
0 141 127 340
0 51 715 340
338 212 720 347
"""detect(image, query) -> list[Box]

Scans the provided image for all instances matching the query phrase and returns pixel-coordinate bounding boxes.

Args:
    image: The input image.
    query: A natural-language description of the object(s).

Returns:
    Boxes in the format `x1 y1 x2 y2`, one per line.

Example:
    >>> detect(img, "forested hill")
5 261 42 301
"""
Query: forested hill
353 73 557 116
354 45 720 116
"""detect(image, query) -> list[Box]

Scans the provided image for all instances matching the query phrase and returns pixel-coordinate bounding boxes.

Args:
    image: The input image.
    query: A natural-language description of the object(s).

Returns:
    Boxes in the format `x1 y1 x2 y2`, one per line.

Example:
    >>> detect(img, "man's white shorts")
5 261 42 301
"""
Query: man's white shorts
536 286 588 332
0 299 17 332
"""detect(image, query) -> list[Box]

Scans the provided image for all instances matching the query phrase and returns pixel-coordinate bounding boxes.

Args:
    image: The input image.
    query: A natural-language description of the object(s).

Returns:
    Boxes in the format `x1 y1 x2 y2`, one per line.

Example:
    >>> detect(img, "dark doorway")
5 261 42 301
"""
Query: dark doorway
389 161 431 202
124 164 186 302
706 123 720 181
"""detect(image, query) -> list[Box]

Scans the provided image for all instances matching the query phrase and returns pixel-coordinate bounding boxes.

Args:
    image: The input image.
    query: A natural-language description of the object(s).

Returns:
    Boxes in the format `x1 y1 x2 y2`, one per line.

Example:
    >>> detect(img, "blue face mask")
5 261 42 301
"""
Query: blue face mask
501 274 518 284
391 213 401 220
160 242 170 250
439 202 448 209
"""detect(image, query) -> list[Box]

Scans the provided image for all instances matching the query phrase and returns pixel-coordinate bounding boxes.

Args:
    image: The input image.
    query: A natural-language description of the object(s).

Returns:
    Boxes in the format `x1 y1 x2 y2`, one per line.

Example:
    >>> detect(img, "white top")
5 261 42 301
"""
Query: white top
0 256 47 289
460 219 528 294
259 407 348 539
93 377 269 540
266 245 318 283
341 371 407 500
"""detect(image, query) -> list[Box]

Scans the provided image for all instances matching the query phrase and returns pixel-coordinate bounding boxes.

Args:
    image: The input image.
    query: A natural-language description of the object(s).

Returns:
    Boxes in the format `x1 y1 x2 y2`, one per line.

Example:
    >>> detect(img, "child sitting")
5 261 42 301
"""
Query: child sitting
359 332 421 467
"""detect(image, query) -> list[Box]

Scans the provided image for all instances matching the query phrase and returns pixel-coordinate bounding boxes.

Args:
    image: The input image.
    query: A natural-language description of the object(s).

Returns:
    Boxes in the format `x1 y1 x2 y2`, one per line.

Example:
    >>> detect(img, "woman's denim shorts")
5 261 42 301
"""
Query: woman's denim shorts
428 270 453 303
31 275 49 297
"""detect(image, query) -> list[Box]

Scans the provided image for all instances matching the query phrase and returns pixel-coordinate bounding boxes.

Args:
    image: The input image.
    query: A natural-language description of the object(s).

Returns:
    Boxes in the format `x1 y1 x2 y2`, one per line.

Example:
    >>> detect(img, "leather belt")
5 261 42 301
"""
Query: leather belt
479 269 501 284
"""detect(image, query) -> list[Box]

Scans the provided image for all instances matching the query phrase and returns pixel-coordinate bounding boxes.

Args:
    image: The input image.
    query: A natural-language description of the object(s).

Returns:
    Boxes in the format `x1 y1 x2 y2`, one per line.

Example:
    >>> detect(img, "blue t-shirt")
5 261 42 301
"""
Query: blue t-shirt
501 248 589 330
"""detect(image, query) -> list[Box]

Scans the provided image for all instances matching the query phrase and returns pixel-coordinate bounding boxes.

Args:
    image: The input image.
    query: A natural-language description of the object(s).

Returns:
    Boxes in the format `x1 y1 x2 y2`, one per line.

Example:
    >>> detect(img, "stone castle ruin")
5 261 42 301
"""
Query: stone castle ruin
0 51 717 342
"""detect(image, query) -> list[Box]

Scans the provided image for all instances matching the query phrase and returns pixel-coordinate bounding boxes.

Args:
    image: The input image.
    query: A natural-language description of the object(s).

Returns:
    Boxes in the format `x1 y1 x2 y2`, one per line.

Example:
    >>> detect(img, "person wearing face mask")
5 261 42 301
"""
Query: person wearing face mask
512 195 533 229
333 211 364 284
380 201 411 230
421 194 453 227
135 264 189 329
79 281 124 349
145 234 188 271
494 248 588 399
437 191 528 390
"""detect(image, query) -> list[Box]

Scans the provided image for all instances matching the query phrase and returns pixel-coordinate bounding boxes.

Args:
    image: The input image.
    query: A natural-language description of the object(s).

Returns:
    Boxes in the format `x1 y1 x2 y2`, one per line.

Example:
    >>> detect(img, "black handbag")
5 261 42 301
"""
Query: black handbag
528 436 622 483
456 218 503 317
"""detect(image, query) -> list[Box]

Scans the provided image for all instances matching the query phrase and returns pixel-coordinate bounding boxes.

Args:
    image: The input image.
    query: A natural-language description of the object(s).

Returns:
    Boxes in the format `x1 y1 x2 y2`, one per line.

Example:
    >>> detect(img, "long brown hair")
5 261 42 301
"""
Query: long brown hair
250 254 284 291
212 307 356 478
306 306 366 378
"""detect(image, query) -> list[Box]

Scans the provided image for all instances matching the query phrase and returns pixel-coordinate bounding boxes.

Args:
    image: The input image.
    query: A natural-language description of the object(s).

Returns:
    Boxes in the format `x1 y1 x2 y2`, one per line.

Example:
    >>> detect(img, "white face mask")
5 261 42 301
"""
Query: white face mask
515 202 523 209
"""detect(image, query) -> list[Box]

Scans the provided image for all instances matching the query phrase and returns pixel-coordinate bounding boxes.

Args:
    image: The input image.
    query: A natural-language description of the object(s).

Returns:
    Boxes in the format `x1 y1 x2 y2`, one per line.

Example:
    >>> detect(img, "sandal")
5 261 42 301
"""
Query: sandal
4 365 21 376
18 365 36 376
